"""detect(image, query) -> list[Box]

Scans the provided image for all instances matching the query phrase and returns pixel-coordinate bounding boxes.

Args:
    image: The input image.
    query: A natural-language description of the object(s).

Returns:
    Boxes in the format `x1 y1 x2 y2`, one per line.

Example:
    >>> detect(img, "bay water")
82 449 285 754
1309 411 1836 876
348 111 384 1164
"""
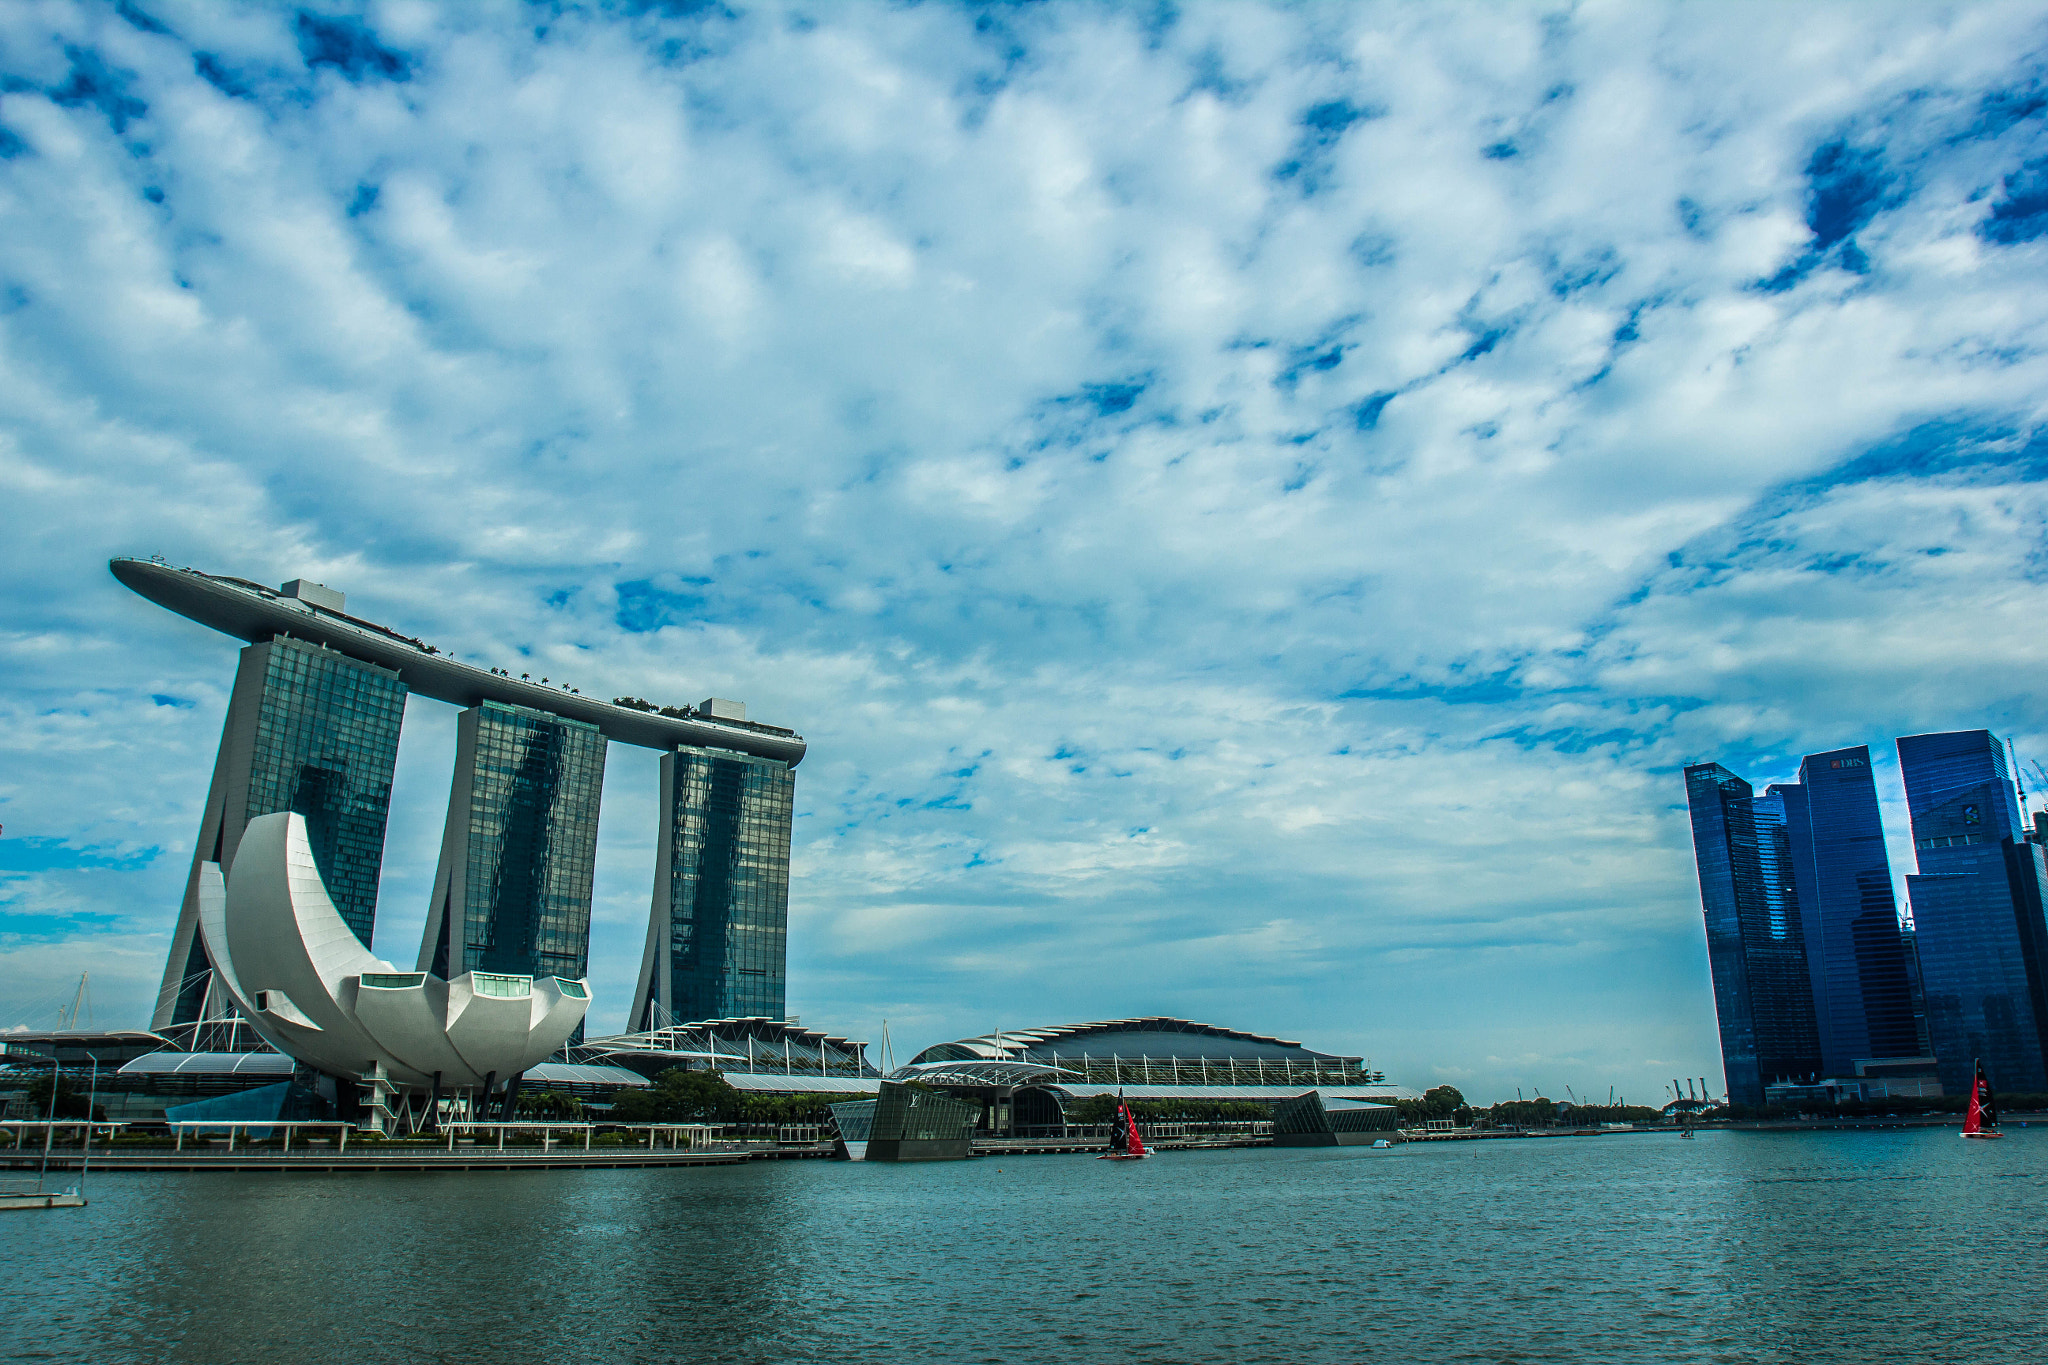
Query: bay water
4 1127 2044 1363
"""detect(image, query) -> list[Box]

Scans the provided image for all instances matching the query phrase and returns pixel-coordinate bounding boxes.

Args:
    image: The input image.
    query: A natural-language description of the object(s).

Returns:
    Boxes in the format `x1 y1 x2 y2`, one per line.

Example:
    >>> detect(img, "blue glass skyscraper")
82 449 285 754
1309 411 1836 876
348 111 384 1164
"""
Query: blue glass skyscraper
1766 779 1834 1068
1684 763 1824 1105
1781 746 1923 1075
1898 730 2048 1093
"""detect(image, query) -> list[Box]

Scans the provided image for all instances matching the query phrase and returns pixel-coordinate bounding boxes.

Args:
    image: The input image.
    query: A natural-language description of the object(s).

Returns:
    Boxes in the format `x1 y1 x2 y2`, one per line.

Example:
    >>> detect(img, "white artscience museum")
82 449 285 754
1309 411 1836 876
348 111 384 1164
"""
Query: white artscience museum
197 811 591 1130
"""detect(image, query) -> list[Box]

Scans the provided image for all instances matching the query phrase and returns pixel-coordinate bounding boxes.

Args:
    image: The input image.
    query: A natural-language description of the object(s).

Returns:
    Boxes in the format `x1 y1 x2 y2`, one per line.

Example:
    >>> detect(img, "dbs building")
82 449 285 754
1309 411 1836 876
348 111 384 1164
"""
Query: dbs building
111 559 805 1037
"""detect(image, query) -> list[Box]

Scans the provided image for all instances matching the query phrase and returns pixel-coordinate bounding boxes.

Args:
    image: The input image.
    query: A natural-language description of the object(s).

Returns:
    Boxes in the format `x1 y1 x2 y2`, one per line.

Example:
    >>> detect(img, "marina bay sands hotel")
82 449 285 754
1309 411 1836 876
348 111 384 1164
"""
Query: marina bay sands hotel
110 559 803 1040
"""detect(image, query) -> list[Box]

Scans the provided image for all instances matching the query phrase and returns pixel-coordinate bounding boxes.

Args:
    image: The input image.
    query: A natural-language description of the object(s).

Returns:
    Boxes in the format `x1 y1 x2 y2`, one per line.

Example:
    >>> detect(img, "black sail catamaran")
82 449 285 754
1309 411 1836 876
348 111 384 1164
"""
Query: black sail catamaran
1961 1059 2002 1140
1098 1092 1151 1161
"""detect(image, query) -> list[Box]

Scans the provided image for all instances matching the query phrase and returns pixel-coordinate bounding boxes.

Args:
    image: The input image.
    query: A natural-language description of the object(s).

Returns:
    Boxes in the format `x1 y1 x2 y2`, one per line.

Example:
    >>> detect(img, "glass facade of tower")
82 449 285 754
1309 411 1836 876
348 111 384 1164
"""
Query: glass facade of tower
242 639 407 945
1684 763 1823 1106
648 746 795 1025
1790 746 1921 1073
1899 730 2048 1093
165 637 408 1025
1767 780 1834 1069
434 702 607 983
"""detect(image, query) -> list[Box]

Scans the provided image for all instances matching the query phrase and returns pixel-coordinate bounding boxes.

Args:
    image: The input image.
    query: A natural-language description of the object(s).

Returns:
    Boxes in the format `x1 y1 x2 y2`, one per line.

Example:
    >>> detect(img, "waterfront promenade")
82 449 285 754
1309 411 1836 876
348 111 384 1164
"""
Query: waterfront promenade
9 1117 2024 1177
4 1130 1271 1172
6 1145 768 1172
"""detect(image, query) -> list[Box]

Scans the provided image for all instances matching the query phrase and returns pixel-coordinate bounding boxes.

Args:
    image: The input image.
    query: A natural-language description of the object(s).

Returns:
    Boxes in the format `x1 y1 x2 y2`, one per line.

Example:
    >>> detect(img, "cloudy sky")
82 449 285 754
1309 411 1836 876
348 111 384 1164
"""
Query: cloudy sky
4 1 2048 1103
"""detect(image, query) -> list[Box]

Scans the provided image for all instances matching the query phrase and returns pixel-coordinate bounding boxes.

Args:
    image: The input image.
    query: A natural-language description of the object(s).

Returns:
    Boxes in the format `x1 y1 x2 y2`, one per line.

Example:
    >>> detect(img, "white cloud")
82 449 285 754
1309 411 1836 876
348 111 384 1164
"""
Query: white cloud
1 0 2047 1102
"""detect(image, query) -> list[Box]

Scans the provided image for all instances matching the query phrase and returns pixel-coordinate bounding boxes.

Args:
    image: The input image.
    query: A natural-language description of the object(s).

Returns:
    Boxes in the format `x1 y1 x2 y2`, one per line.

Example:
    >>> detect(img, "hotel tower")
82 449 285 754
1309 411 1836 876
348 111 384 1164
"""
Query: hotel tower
111 559 804 1035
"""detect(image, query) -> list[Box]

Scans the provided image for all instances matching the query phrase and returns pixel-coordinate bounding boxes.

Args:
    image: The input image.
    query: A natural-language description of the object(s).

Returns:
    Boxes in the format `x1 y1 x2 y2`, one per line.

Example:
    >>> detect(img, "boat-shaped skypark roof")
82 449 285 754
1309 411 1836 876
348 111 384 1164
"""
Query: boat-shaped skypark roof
110 558 805 765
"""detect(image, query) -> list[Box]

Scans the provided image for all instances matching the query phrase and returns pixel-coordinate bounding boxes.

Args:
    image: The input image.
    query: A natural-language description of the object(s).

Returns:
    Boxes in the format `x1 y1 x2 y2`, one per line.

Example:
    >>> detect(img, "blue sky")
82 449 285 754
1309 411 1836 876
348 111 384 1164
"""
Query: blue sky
4 1 2048 1104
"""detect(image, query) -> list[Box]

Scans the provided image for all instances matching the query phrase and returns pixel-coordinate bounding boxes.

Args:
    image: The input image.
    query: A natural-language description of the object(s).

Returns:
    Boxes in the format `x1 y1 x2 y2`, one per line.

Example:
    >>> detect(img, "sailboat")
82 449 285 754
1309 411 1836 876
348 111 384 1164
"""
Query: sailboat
1961 1059 2003 1140
2 1054 86 1211
1097 1094 1151 1161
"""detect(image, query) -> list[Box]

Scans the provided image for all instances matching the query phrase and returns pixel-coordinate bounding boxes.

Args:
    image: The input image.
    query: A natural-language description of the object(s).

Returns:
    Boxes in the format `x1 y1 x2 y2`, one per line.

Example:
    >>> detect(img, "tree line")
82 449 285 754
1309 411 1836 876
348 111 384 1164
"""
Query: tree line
1064 1094 1270 1125
591 1068 841 1124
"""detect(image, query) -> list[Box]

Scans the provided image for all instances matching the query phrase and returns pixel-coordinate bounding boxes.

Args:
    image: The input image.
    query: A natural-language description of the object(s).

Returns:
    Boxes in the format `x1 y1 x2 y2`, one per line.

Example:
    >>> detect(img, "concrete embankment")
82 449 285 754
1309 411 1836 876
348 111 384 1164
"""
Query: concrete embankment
4 1144 828 1173
1725 1112 2048 1132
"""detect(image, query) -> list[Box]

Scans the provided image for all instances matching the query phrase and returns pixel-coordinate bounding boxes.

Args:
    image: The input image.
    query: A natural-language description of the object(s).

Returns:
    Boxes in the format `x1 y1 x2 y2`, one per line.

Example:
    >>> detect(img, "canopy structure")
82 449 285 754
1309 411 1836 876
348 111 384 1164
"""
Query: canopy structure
117 1052 295 1080
577 1018 876 1079
887 1059 1080 1088
111 558 803 762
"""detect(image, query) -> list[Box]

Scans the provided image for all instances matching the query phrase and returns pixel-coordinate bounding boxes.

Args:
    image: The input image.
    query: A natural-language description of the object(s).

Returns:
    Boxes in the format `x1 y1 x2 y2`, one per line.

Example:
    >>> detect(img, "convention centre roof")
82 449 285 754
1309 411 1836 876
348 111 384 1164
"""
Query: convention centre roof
909 1017 1364 1066
3 1029 170 1067
889 1059 1081 1088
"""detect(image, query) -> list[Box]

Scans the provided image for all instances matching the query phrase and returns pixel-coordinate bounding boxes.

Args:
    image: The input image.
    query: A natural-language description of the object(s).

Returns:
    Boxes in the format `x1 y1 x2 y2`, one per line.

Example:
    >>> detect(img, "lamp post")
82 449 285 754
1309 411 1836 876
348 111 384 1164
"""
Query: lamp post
79 1054 101 1197
36 1052 62 1188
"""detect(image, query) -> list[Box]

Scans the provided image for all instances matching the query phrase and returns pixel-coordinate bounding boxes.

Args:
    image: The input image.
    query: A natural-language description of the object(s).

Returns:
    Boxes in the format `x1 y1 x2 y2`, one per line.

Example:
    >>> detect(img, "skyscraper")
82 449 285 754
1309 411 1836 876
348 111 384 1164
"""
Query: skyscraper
417 702 609 987
1898 730 2048 1093
631 740 796 1030
153 629 408 1028
1684 763 1824 1105
1782 746 1922 1075
1766 779 1834 1068
115 558 806 1049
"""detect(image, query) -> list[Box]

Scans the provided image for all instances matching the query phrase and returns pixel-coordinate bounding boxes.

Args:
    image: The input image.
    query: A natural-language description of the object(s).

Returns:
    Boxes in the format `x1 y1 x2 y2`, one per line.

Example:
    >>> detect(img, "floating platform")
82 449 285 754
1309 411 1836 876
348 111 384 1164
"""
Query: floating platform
0 1189 86 1209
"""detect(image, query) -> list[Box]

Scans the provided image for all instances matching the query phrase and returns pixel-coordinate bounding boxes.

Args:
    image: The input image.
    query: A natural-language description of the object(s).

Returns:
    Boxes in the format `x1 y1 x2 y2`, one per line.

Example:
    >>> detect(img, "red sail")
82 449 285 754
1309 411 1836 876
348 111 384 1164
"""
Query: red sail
1121 1102 1149 1157
1963 1059 1999 1136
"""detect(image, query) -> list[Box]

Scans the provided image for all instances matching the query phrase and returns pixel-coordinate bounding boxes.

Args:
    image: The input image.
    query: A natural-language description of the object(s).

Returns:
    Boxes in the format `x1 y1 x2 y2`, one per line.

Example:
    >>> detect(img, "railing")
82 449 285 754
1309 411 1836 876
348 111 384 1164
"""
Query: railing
1008 1120 1273 1141
8 1122 760 1158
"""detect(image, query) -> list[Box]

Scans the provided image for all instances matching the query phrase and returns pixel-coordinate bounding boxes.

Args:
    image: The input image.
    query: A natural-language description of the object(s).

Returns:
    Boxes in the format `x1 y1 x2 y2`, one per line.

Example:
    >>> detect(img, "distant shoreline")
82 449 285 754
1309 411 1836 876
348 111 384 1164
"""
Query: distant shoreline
1720 1112 2048 1131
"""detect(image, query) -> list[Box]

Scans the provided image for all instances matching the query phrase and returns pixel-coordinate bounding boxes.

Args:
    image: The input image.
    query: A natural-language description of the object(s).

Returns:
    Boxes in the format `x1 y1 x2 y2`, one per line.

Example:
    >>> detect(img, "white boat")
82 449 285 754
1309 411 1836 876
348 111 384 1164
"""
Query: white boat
8 1046 98 1211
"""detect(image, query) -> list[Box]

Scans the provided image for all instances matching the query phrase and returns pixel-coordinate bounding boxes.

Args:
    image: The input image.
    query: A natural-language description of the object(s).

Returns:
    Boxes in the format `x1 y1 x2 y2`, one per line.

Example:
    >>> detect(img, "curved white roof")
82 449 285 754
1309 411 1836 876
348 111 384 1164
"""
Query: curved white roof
911 1017 1362 1065
118 1051 296 1077
522 1063 649 1088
